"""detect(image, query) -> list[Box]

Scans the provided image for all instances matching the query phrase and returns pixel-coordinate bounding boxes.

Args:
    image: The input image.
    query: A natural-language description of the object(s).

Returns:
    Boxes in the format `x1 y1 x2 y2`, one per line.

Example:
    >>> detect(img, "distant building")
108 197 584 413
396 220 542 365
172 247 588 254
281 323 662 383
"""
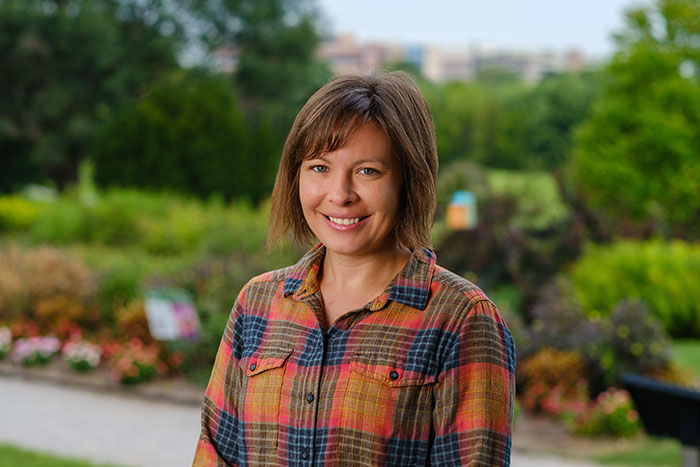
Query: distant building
318 33 592 83
214 33 592 83
317 34 389 75
213 46 239 74
423 45 476 82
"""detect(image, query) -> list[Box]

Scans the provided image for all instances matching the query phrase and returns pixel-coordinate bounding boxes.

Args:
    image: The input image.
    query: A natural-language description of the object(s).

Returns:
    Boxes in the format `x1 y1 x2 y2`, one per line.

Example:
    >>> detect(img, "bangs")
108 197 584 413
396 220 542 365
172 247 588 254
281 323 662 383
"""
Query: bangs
295 78 387 162
299 113 369 161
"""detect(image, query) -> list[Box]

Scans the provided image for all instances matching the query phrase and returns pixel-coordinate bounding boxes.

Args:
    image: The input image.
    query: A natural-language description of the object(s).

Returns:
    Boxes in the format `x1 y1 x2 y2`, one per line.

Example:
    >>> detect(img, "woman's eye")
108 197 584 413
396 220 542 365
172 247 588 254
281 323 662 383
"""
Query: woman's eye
311 165 328 173
359 168 377 176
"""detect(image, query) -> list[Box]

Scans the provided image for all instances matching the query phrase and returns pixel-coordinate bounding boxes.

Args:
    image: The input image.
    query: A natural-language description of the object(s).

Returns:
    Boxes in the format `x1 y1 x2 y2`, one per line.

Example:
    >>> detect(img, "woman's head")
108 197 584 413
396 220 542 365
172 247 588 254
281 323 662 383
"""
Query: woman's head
268 71 438 252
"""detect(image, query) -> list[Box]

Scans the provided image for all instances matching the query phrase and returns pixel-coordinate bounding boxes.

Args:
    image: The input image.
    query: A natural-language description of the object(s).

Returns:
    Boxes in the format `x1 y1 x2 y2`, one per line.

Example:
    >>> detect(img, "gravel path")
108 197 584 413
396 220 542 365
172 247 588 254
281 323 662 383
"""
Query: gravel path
0 376 598 466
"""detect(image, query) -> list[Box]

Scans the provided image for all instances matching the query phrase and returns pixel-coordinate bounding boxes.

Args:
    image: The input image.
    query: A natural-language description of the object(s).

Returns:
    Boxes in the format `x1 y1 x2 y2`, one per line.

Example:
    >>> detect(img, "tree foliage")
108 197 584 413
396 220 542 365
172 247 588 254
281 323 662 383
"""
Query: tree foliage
190 0 330 131
425 72 598 170
424 81 505 168
0 0 181 191
92 69 272 202
84 0 330 203
572 0 700 236
500 71 600 170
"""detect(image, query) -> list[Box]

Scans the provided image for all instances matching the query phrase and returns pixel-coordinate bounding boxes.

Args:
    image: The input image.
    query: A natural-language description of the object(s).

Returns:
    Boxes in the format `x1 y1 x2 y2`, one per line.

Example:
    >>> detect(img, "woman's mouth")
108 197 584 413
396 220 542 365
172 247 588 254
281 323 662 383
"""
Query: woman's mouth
324 215 369 229
327 215 361 225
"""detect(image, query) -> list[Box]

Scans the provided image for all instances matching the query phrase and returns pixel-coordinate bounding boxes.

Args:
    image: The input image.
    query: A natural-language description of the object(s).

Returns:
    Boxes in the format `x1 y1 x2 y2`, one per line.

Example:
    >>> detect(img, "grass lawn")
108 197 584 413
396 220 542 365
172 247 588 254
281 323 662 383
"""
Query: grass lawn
594 436 681 467
487 169 569 230
0 444 119 467
672 339 700 380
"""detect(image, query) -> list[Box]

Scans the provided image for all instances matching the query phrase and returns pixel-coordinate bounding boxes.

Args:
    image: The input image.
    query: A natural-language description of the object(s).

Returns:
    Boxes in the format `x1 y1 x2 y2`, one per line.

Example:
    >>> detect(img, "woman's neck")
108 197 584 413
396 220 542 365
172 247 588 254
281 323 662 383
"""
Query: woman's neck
320 245 412 292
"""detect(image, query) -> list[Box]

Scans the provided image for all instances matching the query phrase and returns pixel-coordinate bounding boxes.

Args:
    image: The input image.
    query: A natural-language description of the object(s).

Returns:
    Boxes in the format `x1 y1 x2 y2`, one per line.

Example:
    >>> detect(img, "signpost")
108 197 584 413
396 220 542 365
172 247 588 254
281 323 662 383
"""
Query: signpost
144 288 201 341
447 190 477 230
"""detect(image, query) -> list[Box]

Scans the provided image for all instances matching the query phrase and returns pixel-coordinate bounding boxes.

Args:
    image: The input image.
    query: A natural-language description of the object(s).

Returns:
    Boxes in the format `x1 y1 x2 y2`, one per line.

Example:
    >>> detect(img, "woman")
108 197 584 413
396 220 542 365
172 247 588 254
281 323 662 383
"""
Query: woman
193 72 515 466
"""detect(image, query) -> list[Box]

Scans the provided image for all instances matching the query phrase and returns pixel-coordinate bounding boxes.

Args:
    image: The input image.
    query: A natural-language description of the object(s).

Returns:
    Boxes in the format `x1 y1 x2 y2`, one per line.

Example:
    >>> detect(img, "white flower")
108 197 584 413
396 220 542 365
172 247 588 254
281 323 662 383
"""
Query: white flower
63 340 102 368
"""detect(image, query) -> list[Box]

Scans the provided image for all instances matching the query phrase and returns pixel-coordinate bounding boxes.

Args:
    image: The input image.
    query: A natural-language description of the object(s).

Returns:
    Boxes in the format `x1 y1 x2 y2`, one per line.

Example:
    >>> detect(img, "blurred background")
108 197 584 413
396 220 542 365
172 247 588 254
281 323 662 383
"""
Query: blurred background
1 0 699 466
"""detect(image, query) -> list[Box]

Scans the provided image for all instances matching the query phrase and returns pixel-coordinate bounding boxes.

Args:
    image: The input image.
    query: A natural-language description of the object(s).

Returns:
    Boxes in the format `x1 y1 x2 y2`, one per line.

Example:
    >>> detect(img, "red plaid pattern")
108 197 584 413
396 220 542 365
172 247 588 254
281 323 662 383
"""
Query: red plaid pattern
193 244 515 466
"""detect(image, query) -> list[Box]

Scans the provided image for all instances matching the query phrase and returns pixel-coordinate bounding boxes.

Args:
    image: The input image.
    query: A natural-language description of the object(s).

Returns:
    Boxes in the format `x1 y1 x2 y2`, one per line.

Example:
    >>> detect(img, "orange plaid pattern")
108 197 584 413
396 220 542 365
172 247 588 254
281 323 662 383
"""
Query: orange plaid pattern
193 244 515 466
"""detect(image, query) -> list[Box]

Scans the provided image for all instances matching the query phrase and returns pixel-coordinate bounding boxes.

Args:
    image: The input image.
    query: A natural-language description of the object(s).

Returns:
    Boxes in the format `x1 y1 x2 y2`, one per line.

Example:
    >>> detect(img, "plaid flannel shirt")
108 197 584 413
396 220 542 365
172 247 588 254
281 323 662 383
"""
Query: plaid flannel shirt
193 244 515 466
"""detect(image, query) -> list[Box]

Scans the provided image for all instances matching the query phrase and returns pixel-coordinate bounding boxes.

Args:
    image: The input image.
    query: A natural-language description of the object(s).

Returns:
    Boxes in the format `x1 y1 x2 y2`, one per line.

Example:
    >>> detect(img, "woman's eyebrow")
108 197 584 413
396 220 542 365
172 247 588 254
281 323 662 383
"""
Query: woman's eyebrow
304 154 330 163
306 154 389 166
354 158 389 166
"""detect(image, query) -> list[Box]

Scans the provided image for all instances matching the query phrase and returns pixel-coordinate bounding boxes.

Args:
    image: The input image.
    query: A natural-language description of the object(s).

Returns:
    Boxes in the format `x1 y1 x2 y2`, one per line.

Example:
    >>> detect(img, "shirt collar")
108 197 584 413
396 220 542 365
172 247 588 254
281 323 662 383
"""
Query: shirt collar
283 243 436 311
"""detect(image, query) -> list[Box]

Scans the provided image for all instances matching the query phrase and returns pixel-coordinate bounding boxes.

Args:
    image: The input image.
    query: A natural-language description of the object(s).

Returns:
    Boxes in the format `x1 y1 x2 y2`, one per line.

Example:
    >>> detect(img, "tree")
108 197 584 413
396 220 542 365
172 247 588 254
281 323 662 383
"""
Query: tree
0 0 181 191
92 69 260 201
189 0 330 188
571 0 700 237
495 71 601 170
424 81 508 167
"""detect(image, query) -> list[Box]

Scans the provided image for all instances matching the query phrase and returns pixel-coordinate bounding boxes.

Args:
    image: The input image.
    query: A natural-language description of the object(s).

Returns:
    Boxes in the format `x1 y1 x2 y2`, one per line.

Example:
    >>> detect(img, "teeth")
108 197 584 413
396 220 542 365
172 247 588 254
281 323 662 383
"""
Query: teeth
328 216 360 225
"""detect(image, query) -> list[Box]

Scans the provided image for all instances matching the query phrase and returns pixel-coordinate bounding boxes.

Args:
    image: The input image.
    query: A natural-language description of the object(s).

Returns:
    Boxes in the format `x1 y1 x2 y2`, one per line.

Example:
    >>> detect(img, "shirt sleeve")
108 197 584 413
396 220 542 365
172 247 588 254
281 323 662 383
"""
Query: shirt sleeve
192 287 247 467
431 298 516 466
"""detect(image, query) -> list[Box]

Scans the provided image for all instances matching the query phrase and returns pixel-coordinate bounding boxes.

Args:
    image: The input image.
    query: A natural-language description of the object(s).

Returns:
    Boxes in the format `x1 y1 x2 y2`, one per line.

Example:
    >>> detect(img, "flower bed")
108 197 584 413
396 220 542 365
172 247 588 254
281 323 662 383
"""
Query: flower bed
11 336 61 367
110 339 159 385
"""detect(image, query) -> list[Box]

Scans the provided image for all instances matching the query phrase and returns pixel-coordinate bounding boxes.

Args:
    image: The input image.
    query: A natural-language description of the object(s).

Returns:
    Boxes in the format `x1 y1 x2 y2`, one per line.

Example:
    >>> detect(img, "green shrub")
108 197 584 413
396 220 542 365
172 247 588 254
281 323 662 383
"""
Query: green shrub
488 169 569 230
528 278 674 392
95 259 145 329
0 196 41 232
199 200 270 256
14 188 272 257
527 277 603 359
83 191 151 246
570 240 700 337
29 200 87 245
139 200 206 255
594 299 672 387
565 388 641 438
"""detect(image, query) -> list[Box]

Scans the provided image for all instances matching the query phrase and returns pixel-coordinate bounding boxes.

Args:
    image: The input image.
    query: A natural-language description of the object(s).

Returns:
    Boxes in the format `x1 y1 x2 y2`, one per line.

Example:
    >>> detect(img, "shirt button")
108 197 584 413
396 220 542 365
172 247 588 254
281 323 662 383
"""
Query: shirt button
306 393 314 403
302 449 310 460
389 370 399 381
249 362 257 371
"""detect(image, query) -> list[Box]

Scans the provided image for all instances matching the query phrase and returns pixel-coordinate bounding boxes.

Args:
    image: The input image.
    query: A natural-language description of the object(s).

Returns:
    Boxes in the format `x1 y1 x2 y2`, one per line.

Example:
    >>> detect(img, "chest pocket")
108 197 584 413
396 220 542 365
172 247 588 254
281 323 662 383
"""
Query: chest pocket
340 350 437 455
239 346 293 449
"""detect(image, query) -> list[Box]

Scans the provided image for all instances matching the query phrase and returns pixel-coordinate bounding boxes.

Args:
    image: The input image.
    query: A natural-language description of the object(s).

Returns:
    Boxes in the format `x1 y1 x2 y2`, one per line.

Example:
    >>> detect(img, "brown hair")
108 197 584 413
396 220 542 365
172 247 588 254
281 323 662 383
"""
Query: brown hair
268 71 438 252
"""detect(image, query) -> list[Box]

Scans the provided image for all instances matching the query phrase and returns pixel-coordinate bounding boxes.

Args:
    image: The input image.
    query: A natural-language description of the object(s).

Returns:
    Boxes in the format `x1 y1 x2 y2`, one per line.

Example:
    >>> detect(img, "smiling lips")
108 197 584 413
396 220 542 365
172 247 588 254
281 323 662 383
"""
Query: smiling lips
325 214 368 228
327 215 361 225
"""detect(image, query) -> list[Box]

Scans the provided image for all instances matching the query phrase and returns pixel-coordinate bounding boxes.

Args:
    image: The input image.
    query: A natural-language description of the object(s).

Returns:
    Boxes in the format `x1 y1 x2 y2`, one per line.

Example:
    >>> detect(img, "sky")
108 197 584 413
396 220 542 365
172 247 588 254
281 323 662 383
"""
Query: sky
316 0 650 57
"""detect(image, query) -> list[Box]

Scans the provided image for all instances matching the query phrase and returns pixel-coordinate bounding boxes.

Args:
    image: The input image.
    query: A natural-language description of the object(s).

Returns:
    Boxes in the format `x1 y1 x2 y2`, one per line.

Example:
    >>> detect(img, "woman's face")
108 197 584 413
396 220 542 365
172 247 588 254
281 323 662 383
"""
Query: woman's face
299 122 402 259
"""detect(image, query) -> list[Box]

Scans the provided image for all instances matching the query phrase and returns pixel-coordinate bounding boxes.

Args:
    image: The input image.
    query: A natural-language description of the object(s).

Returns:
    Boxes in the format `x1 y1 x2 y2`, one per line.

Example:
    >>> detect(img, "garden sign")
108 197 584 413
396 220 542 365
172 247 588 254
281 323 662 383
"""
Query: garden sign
144 288 201 341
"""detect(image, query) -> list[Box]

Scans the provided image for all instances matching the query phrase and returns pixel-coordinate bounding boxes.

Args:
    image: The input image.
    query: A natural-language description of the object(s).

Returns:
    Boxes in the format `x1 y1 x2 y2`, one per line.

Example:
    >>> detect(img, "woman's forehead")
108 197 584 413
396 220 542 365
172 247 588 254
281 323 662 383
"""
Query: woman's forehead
301 118 389 160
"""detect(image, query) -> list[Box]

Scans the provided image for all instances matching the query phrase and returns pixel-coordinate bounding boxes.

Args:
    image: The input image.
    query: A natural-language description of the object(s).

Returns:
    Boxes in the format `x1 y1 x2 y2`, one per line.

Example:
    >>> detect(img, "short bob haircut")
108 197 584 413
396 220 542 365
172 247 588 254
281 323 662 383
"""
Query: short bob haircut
268 71 438 252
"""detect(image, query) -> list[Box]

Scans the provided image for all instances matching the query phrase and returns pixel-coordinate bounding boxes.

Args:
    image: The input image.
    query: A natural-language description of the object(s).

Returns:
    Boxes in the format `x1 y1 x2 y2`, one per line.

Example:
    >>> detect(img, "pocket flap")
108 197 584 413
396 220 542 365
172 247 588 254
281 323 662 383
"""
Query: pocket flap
243 347 293 377
350 353 437 387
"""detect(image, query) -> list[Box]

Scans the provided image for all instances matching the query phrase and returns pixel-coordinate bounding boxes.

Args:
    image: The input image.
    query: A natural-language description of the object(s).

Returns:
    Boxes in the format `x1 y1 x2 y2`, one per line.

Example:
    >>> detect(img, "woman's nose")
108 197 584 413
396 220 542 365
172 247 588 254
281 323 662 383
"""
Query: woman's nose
328 173 358 205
